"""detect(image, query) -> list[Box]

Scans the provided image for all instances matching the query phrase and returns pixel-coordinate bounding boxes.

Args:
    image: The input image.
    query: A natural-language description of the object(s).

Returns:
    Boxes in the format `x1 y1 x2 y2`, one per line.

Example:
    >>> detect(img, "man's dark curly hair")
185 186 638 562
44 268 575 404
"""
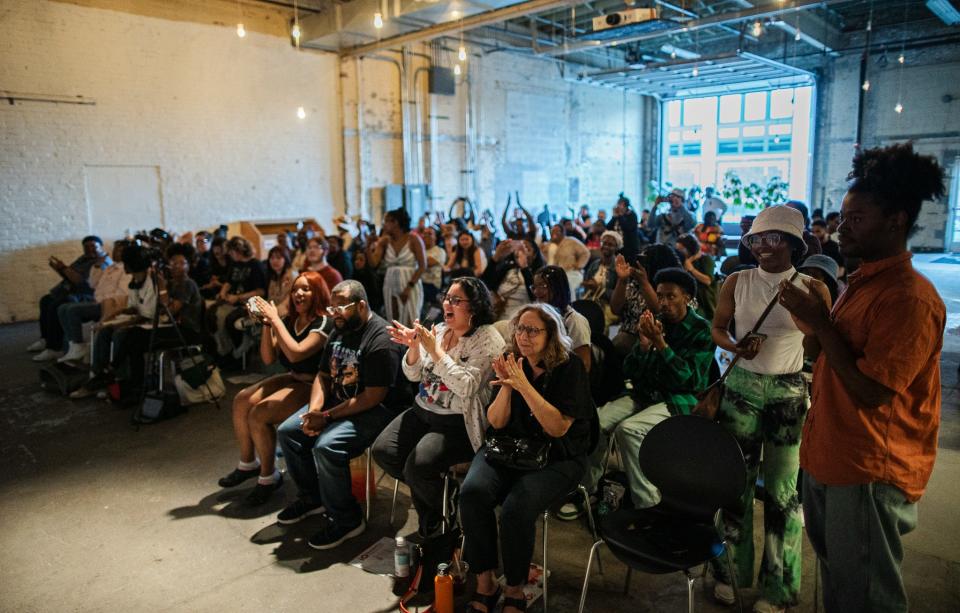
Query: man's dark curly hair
847 143 945 236
446 276 495 336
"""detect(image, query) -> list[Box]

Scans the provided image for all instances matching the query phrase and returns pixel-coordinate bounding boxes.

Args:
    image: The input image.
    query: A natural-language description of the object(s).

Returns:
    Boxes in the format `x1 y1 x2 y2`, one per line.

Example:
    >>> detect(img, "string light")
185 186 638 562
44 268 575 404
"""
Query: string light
292 23 301 40
670 50 677 59
795 29 802 41
454 64 462 76
235 0 245 39
692 65 699 77
292 0 301 47
297 106 306 119
373 12 384 29
236 23 246 38
862 79 871 91
752 20 763 37
898 53 905 64
894 102 903 113
458 45 467 61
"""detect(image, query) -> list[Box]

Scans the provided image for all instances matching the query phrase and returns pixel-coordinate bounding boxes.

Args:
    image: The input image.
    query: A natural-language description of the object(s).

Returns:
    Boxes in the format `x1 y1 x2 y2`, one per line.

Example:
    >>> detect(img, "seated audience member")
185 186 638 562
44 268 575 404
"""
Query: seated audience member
325 235 353 281
545 223 590 299
70 244 158 398
501 197 538 242
483 239 543 323
576 205 593 234
351 250 383 314
694 210 724 257
302 237 344 291
676 233 718 321
784 200 823 259
374 277 504 539
275 231 293 259
735 215 758 267
824 211 840 243
56 240 131 363
477 221 497 262
444 230 485 279
531 266 592 371
420 227 446 309
609 244 681 358
275 281 408 548
460 303 597 613
810 219 845 275
265 246 295 320
210 237 266 359
798 254 840 303
190 231 213 289
581 231 621 329
218 272 333 505
584 221 606 251
561 217 587 242
291 228 312 272
581 268 714 510
30 236 109 361
200 235 229 299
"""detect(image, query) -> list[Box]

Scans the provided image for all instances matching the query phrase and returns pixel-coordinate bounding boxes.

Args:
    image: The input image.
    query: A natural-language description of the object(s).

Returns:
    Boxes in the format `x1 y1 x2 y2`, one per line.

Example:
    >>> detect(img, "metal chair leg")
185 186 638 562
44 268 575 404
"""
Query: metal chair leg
577 540 603 613
364 448 372 522
623 567 633 595
441 473 450 534
723 543 743 613
389 477 400 524
579 485 603 575
542 511 549 613
685 571 696 613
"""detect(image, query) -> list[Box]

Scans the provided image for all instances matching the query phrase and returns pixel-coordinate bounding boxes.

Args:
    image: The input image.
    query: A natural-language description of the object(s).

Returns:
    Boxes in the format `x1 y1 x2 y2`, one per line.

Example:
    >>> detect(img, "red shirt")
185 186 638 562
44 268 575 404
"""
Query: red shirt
800 252 945 501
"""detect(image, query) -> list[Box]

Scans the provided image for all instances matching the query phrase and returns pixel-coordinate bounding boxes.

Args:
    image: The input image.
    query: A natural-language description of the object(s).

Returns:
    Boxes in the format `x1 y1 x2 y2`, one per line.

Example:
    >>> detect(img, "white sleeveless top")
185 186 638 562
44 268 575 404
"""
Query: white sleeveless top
733 267 810 375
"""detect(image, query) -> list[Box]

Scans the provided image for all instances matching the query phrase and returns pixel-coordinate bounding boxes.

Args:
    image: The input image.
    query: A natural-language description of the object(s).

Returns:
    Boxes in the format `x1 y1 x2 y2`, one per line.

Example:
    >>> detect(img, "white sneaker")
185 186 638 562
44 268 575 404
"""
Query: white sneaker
714 582 736 605
33 348 64 362
753 599 785 613
27 339 46 352
58 342 89 363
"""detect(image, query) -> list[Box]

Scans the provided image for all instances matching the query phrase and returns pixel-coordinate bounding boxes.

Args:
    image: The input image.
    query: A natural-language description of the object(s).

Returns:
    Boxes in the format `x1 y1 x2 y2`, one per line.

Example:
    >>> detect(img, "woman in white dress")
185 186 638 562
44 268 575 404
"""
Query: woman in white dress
367 207 427 327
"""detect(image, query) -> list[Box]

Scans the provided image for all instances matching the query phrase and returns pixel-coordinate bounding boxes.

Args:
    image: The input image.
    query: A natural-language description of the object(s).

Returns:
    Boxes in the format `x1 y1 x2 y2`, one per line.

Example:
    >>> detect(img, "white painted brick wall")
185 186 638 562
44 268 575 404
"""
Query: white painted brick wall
0 0 343 323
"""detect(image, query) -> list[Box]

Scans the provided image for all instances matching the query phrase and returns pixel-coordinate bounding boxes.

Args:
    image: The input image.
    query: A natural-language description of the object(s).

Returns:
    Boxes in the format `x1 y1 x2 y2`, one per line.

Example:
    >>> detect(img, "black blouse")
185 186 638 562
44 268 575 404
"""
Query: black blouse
491 353 597 463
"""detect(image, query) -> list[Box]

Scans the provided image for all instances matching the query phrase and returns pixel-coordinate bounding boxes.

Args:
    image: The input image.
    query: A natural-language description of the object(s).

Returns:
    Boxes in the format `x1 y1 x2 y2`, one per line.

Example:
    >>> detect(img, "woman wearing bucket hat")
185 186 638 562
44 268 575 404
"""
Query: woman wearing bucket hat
709 205 832 612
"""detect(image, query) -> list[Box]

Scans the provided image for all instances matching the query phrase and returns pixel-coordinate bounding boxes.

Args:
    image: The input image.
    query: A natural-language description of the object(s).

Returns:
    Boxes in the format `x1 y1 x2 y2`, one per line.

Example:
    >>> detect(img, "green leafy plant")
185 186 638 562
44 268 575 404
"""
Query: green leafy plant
722 171 789 210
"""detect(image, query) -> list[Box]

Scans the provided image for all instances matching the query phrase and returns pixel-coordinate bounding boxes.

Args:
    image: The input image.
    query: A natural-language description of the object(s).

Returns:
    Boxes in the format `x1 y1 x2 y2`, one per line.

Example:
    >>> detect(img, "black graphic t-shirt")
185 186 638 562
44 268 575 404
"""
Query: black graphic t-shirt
320 312 408 412
225 259 266 295
279 315 334 375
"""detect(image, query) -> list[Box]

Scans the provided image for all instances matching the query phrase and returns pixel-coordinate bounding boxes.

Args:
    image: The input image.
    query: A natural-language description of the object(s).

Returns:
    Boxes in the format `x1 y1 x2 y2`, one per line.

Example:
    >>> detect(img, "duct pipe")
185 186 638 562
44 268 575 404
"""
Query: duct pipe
359 54 405 219
536 0 853 57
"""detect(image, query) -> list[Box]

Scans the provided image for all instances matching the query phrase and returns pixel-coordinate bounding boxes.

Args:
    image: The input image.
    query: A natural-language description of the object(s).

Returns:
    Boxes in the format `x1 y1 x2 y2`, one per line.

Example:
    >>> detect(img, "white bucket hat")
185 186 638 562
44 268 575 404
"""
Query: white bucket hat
741 205 806 252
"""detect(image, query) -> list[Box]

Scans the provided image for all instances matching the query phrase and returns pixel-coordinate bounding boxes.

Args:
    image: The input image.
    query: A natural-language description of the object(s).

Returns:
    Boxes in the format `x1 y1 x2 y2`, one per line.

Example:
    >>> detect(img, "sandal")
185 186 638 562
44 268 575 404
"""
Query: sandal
502 595 528 612
465 585 501 613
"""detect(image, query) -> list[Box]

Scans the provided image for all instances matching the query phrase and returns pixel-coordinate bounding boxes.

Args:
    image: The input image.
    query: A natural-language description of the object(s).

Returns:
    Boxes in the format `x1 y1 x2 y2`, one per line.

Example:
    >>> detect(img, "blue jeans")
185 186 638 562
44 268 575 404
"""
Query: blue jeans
278 404 396 525
57 302 102 347
459 450 585 586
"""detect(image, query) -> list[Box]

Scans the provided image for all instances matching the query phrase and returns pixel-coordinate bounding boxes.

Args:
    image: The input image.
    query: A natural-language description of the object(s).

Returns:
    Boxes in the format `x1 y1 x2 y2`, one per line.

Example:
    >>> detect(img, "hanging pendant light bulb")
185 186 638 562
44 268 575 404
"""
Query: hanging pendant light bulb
670 50 677 59
292 23 301 40
236 23 246 38
692 66 699 77
894 102 903 114
297 106 306 119
454 64 462 76
458 45 467 62
862 80 871 91
898 53 905 64
752 20 763 37
373 12 384 29
795 29 802 41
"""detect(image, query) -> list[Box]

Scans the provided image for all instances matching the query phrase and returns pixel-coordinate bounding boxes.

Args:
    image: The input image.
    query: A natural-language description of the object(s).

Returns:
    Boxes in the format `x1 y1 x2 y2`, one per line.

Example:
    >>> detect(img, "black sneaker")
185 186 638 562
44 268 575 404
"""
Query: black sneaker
276 499 325 525
244 476 284 506
218 467 260 488
307 516 366 550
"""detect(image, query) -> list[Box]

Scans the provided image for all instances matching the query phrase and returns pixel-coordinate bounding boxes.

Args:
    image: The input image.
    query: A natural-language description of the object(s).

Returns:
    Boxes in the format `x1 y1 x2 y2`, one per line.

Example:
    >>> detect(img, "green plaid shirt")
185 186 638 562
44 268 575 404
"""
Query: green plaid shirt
623 308 715 416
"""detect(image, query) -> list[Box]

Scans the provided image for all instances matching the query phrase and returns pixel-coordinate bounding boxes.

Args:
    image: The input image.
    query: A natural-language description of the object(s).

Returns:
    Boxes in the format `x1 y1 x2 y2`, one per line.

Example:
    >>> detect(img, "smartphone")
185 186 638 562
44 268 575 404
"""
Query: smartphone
246 296 261 316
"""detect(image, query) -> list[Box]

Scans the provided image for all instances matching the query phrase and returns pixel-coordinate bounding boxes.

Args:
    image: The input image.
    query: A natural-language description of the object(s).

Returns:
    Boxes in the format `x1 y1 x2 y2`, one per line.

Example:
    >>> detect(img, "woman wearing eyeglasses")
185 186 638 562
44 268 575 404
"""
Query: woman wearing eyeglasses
374 277 504 540
216 271 333 506
709 206 831 613
460 303 597 613
531 265 592 372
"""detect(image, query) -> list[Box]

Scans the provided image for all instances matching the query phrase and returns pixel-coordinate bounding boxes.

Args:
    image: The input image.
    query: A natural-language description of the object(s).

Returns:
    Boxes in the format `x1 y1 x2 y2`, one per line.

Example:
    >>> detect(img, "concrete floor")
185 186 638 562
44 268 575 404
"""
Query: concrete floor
1 253 958 612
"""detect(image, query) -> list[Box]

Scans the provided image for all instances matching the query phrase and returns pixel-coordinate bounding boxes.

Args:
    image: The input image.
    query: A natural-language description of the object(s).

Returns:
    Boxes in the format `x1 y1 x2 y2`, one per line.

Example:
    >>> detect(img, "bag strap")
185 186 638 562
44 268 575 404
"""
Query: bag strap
715 270 800 385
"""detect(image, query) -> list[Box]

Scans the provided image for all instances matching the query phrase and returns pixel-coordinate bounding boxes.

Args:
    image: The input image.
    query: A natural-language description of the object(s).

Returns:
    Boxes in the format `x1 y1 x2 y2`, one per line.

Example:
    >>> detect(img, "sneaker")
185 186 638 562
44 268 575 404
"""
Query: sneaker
27 339 46 352
33 348 65 362
58 342 89 363
69 385 96 400
714 582 736 606
556 501 583 521
276 499 326 525
244 475 284 506
307 516 365 550
752 599 784 613
218 467 260 488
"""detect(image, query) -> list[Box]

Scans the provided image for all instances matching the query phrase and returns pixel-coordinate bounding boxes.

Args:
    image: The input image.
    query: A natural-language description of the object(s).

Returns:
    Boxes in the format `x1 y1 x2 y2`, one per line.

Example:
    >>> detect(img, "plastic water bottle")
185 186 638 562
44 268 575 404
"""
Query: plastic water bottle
394 536 410 578
434 562 454 613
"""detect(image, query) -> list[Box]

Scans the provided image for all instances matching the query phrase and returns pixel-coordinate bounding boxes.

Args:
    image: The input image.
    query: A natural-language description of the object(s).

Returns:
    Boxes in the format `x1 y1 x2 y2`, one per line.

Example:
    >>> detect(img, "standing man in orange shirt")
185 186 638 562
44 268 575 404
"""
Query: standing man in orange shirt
779 143 946 613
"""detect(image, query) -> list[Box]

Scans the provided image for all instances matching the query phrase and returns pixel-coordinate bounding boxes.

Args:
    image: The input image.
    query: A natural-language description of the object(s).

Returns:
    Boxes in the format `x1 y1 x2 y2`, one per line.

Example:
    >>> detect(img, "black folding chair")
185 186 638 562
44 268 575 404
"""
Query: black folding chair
577 415 746 613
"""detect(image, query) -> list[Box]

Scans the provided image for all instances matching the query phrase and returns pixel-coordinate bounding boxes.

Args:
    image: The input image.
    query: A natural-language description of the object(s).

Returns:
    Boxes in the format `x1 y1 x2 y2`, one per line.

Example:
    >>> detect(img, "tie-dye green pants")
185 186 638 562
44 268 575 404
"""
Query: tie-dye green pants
711 366 808 607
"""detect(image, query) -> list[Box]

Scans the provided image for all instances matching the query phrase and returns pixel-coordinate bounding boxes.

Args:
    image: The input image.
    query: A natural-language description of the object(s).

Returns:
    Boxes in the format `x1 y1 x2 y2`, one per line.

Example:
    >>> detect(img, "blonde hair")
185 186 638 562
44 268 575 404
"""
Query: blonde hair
508 303 572 371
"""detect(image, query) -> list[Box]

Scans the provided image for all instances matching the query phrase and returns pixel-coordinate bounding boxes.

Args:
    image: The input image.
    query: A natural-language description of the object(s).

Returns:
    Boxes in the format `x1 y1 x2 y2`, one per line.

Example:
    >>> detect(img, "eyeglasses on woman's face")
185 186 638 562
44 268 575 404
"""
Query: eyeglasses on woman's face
439 293 468 308
747 232 782 248
514 324 545 339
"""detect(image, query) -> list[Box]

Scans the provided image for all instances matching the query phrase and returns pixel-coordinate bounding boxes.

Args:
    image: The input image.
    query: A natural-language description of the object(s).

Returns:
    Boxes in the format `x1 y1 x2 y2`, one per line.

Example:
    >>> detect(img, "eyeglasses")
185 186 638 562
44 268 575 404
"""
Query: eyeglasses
325 302 357 316
514 324 545 339
439 293 467 308
747 233 782 247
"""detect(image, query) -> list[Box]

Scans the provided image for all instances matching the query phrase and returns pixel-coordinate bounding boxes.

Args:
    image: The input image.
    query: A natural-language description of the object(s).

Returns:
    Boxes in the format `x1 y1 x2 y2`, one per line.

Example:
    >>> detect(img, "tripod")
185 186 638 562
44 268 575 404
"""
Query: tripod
131 266 221 426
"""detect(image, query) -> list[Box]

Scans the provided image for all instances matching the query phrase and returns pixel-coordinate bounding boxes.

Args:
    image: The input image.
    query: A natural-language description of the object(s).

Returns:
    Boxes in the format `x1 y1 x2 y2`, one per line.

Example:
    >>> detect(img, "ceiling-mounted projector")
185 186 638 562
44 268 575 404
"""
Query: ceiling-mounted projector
592 8 658 32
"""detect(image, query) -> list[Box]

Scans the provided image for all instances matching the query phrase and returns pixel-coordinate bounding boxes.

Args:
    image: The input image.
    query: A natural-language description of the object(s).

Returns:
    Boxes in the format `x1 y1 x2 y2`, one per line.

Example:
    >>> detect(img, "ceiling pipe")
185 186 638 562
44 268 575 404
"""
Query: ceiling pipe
340 0 579 57
536 0 853 57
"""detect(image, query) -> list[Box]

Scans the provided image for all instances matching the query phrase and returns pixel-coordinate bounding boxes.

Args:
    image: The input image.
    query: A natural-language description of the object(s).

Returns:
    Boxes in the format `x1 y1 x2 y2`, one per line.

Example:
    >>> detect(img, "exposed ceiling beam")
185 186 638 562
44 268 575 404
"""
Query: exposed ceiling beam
770 10 842 54
926 0 960 25
536 0 853 57
339 0 579 57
